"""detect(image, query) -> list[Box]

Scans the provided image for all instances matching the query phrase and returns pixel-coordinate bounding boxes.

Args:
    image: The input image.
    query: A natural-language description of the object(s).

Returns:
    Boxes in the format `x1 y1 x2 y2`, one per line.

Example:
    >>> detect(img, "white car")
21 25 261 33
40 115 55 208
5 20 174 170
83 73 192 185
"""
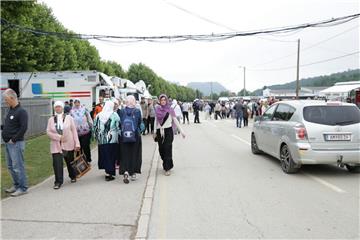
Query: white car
251 100 360 173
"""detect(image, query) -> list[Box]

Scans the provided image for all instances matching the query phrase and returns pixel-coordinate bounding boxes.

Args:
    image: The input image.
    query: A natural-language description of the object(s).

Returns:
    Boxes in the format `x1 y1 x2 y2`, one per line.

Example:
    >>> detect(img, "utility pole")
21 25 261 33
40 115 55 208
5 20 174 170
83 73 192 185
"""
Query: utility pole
243 66 246 97
296 39 300 99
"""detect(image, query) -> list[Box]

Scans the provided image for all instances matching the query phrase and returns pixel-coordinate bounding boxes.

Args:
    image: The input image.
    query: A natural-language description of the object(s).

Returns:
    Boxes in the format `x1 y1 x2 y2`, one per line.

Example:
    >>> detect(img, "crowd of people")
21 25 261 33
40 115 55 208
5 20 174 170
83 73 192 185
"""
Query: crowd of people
1 88 186 195
2 84 282 196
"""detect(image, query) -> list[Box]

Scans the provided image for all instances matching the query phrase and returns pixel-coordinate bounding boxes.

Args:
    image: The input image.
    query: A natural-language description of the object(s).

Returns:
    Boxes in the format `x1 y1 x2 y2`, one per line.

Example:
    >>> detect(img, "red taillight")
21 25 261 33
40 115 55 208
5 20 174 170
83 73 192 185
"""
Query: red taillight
295 125 308 140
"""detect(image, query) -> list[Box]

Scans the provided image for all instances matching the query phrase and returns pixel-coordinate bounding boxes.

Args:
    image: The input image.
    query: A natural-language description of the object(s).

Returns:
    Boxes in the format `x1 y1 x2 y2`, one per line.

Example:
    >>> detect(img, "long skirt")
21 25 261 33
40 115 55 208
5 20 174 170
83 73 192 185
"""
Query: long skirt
98 143 118 176
119 134 142 176
157 127 174 171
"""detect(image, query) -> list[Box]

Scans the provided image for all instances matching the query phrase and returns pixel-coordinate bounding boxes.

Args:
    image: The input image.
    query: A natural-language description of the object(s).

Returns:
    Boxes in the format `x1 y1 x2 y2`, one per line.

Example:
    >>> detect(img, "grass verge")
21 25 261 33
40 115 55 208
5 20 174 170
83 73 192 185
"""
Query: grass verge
1 134 97 199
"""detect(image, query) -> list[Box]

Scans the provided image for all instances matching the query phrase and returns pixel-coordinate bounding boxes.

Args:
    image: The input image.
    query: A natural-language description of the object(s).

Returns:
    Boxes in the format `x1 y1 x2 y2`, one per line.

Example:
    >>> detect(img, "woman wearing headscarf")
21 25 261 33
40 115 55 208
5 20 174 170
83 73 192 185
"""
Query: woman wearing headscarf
119 95 142 184
46 101 80 189
70 98 93 163
154 94 186 176
93 101 120 181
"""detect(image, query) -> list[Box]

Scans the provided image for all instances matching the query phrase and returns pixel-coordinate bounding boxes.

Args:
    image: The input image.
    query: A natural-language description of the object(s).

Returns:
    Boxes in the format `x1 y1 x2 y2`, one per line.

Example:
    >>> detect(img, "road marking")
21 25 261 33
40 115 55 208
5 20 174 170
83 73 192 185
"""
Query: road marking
231 134 251 146
303 173 346 193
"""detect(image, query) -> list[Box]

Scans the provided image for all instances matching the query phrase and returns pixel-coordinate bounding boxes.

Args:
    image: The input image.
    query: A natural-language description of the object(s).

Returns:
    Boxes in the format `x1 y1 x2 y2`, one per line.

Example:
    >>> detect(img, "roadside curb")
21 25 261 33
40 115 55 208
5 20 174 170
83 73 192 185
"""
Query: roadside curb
135 144 159 240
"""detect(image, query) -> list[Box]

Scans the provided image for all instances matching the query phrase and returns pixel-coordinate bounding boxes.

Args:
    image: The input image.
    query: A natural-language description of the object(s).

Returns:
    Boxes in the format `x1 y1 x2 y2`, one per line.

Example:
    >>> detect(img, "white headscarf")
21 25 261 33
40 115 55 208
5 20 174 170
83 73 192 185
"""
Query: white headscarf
53 101 64 130
98 101 115 124
125 95 136 108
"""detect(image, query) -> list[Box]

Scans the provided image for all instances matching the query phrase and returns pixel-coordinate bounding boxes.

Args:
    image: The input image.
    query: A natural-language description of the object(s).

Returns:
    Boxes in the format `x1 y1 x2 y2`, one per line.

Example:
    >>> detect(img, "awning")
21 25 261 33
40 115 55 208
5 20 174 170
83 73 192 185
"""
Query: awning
320 84 360 94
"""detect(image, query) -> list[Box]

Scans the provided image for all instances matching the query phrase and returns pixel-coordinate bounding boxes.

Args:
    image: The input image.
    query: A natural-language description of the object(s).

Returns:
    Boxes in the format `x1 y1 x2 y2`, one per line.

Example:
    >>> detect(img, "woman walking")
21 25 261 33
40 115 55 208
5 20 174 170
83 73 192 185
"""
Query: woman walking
93 101 120 181
46 101 80 189
70 98 93 163
154 94 185 176
119 95 142 184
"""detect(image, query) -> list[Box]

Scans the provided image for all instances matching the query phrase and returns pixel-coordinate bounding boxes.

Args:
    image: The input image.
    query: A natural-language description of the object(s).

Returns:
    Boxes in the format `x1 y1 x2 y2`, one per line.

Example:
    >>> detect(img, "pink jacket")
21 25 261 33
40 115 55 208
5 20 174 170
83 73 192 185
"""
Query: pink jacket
46 115 80 154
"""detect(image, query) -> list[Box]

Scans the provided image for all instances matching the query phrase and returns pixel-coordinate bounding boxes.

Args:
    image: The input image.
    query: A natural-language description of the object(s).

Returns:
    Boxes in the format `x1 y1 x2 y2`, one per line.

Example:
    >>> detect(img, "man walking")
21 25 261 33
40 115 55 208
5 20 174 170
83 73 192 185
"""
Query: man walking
140 97 149 135
182 102 190 124
234 100 244 128
193 100 201 124
1 89 29 197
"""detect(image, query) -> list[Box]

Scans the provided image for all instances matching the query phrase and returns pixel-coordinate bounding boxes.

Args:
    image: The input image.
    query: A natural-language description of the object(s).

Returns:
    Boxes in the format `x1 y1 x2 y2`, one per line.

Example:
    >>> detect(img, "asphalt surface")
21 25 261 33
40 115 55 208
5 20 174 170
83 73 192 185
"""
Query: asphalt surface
1 136 157 239
1 113 359 239
148 115 360 239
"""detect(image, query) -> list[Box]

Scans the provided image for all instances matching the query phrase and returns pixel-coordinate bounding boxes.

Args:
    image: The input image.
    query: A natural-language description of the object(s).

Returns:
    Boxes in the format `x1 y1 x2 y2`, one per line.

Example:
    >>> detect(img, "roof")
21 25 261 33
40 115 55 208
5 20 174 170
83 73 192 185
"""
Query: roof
320 83 360 94
276 100 356 108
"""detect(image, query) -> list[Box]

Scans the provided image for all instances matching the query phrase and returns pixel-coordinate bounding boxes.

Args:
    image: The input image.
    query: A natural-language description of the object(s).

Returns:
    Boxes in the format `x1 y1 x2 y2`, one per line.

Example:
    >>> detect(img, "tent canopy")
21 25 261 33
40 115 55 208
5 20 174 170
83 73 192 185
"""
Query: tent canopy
320 84 360 94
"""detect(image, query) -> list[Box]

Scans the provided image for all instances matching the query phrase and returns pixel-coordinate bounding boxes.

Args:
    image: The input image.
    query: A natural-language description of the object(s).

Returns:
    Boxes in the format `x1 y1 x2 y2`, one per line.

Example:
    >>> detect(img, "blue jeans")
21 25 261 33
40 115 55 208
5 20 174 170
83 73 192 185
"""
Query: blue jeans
236 112 243 128
5 141 28 192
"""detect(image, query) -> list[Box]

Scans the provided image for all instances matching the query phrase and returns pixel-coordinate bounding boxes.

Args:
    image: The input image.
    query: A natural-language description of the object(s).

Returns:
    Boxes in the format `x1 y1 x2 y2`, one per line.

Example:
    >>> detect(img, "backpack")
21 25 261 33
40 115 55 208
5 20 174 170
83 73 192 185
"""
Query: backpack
122 109 136 143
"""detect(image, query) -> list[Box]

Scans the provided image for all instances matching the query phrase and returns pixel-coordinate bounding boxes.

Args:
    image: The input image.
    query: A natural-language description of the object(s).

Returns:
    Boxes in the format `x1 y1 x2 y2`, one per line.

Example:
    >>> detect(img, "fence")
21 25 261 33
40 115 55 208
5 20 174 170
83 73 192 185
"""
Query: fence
1 98 52 143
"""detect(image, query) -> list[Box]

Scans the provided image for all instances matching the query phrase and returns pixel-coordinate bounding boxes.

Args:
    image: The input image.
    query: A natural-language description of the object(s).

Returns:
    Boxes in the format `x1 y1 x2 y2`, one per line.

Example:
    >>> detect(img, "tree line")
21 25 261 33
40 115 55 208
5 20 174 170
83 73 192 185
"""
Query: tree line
0 1 197 102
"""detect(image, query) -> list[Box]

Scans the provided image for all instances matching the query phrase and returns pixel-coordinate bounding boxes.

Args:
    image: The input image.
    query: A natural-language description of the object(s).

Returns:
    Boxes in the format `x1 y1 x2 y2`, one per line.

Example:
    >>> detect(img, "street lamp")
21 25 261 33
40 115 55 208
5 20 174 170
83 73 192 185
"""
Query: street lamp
238 66 246 97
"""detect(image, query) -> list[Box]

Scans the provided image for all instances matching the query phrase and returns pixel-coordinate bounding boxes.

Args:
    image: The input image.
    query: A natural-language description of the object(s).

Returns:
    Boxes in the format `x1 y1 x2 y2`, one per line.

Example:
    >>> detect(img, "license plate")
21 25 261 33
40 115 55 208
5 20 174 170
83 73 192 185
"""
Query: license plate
324 134 351 141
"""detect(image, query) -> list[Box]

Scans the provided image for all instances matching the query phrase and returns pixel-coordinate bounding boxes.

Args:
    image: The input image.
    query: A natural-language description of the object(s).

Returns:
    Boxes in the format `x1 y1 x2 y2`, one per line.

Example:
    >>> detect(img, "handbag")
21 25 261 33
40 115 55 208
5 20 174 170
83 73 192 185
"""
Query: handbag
70 150 91 178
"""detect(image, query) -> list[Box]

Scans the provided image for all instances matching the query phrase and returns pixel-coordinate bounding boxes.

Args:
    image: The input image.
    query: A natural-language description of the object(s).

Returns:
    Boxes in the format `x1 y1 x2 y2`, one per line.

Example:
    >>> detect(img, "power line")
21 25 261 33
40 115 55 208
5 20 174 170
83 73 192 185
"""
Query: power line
250 24 359 67
164 0 298 43
1 13 359 43
248 51 359 71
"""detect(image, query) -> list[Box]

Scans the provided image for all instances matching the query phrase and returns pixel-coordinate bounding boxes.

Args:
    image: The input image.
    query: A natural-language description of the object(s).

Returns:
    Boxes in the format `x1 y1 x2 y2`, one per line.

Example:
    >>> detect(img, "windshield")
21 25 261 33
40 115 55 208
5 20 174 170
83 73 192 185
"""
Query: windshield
303 105 360 126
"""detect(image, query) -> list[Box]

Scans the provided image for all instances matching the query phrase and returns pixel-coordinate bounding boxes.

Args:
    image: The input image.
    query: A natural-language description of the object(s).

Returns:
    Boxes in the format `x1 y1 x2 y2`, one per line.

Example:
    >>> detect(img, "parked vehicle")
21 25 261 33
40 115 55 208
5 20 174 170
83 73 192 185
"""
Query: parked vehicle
1 71 151 109
251 100 360 173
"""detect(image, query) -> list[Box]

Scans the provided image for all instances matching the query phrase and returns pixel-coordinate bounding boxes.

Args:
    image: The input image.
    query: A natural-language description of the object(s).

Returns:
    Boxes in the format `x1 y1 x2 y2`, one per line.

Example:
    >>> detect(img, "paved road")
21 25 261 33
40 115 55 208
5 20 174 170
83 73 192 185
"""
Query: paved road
1 137 157 239
149 115 360 239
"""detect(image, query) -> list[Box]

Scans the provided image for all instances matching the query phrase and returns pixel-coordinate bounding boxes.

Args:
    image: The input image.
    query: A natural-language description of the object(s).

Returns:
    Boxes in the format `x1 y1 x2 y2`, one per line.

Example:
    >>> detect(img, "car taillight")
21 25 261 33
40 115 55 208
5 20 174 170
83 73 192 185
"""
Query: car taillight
294 125 308 140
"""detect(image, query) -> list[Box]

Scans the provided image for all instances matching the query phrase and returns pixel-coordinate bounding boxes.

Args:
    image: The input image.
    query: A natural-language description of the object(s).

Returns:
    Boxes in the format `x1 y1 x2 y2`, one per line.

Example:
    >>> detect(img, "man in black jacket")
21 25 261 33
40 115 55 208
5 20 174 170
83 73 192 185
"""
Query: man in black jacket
1 89 28 197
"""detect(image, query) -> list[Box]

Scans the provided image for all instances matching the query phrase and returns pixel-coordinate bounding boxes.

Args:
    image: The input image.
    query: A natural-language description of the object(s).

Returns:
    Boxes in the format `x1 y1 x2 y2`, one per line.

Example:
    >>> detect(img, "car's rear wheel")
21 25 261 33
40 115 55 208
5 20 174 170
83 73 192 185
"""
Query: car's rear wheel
280 144 300 174
345 164 360 173
251 133 261 154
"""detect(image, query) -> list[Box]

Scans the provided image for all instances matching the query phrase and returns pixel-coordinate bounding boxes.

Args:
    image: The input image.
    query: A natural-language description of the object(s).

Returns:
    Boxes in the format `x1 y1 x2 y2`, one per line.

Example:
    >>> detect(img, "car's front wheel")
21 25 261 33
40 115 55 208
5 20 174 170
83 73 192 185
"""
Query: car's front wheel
280 144 300 174
251 133 261 154
345 164 360 173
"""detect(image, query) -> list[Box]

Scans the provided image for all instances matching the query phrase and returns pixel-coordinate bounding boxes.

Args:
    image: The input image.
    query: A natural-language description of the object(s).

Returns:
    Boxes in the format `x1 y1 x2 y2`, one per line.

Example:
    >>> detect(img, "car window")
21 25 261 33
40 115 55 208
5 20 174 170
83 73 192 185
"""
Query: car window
303 105 360 126
273 104 296 121
262 104 277 121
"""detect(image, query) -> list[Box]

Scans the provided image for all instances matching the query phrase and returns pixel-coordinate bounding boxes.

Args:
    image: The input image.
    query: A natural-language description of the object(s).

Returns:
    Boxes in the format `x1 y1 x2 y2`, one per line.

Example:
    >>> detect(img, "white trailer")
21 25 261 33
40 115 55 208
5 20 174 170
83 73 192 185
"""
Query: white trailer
0 70 118 109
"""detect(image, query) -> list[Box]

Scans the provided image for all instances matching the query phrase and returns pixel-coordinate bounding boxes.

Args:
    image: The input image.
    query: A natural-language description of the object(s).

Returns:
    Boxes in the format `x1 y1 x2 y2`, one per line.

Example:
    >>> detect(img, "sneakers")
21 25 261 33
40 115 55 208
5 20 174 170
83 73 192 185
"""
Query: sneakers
53 184 61 190
130 174 136 181
165 171 171 176
71 179 77 183
5 186 17 194
123 172 130 184
10 189 28 197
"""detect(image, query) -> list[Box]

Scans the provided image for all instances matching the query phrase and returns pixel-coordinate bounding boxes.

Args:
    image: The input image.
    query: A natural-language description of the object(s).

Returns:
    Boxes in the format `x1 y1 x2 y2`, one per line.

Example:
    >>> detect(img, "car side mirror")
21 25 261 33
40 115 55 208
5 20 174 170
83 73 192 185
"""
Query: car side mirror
255 116 261 122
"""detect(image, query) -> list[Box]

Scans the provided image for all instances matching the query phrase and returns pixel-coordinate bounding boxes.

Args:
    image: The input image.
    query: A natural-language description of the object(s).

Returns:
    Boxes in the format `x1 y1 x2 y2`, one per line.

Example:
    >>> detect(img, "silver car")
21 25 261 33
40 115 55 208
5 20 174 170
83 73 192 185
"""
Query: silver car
251 100 360 173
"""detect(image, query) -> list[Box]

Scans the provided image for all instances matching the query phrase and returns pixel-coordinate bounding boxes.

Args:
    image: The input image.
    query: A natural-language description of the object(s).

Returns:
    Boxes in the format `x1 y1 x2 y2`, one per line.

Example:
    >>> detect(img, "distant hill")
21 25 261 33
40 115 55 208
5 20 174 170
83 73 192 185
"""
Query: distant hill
187 82 227 96
252 69 360 96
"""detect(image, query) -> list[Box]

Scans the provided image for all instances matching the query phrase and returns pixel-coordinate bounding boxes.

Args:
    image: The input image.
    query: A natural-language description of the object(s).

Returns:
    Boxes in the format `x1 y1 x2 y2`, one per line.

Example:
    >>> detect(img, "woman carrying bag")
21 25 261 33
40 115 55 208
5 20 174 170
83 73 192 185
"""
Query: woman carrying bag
119 95 143 184
46 101 80 190
154 94 185 176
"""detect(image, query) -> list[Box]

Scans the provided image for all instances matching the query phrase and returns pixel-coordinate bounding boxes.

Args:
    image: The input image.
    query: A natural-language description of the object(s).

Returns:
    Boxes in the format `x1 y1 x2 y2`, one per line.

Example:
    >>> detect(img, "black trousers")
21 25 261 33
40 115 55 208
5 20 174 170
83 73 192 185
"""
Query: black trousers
157 127 174 171
147 117 155 134
243 117 249 127
79 132 92 162
142 118 148 134
215 111 222 120
52 151 76 185
194 110 200 123
182 112 189 123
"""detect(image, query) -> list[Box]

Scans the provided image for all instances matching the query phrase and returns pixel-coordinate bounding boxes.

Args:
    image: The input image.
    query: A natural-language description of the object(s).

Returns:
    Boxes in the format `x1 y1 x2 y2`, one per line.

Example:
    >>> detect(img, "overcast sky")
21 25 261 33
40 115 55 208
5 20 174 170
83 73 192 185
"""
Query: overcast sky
40 0 359 92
